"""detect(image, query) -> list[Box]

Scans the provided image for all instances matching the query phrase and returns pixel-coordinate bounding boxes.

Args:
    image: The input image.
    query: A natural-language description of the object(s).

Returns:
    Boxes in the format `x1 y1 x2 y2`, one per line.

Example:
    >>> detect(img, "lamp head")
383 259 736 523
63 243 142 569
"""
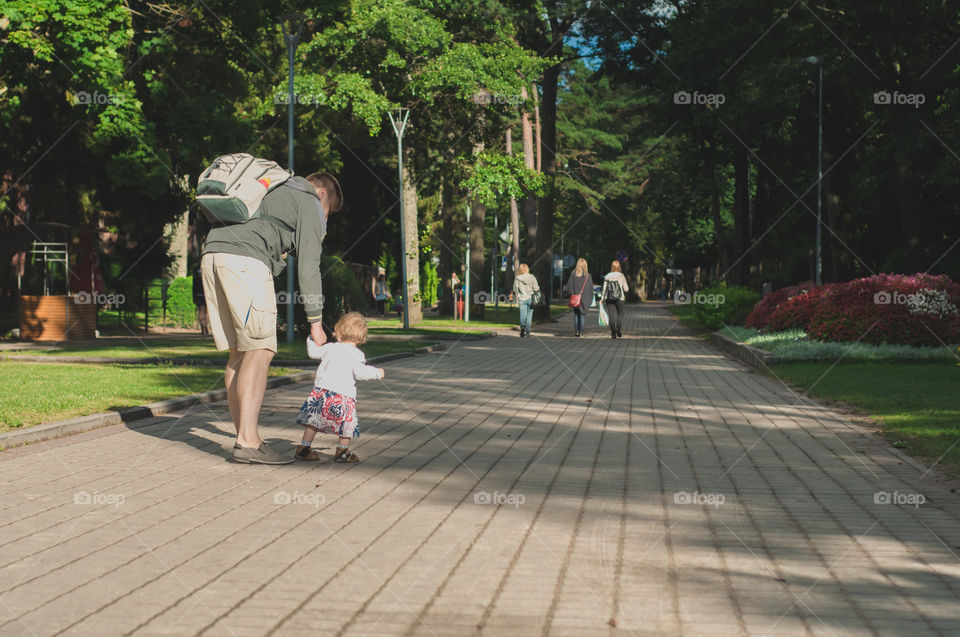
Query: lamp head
277 13 306 38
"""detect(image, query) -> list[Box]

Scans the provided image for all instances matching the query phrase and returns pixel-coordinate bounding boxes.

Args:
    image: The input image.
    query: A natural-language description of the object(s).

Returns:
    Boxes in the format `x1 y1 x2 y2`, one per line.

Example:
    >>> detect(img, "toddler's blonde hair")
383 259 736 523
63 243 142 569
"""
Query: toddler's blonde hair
334 312 368 345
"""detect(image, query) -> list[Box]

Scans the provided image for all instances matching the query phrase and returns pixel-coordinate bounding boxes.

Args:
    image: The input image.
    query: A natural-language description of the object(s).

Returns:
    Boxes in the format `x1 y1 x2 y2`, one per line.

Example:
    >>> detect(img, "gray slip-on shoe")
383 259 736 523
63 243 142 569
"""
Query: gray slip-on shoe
232 441 294 465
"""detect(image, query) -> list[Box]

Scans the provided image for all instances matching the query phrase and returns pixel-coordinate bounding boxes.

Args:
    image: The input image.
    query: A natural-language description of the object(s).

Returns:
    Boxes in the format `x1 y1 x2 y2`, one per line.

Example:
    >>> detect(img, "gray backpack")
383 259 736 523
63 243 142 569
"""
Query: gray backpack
196 153 292 224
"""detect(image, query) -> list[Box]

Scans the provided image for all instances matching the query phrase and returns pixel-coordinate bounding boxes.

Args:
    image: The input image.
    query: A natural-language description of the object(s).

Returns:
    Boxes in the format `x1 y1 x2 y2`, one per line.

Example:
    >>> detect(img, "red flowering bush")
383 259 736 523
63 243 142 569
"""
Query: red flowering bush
766 284 838 332
807 274 960 347
744 274 960 346
745 282 814 328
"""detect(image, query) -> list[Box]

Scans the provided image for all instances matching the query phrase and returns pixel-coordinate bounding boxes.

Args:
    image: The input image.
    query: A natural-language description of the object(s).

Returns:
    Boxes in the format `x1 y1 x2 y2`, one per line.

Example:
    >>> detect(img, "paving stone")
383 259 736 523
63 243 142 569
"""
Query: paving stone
2 305 959 636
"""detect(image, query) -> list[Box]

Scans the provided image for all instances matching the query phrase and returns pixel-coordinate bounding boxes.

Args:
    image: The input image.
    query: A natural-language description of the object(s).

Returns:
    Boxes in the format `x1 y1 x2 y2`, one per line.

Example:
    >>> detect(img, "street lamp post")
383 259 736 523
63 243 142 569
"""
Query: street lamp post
278 13 305 343
388 108 411 329
803 55 824 285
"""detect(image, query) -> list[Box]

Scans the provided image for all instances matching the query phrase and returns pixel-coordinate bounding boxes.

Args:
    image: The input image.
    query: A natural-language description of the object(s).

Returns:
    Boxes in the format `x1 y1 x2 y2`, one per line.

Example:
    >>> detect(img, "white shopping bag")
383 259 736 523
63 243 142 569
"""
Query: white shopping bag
598 303 609 327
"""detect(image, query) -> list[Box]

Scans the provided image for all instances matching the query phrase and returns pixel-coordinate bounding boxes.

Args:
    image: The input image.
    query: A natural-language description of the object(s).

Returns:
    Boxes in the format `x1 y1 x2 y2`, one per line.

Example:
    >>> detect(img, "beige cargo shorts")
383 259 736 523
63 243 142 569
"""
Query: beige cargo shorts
201 253 278 353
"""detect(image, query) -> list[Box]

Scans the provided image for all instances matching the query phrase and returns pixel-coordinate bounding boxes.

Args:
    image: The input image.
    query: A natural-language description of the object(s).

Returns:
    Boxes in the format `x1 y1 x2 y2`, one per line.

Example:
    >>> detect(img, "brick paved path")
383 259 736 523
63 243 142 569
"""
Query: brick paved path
2 304 959 636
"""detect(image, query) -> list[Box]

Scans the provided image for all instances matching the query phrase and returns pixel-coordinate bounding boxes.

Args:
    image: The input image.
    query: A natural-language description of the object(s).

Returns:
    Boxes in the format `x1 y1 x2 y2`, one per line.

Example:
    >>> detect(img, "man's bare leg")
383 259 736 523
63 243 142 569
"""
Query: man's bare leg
224 349 244 434
235 348 275 448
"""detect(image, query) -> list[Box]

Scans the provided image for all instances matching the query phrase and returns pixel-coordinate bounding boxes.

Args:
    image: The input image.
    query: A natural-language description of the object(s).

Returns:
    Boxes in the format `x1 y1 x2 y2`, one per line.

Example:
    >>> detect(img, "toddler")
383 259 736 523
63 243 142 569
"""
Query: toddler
294 312 384 462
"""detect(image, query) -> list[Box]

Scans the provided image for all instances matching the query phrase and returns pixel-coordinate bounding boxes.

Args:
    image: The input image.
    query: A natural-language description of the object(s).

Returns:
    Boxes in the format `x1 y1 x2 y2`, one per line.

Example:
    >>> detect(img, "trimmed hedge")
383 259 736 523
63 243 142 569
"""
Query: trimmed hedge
165 277 196 328
692 284 761 330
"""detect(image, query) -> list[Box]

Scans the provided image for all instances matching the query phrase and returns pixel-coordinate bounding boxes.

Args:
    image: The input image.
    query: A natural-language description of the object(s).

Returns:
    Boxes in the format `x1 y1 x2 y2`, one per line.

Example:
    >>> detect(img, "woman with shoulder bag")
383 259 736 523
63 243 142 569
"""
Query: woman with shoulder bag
601 260 629 338
512 263 541 338
564 258 594 337
374 273 390 318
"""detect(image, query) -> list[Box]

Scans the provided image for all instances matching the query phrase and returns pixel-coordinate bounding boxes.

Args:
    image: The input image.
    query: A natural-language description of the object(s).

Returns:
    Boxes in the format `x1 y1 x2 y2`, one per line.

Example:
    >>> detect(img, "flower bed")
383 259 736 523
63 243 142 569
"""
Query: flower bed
745 274 960 347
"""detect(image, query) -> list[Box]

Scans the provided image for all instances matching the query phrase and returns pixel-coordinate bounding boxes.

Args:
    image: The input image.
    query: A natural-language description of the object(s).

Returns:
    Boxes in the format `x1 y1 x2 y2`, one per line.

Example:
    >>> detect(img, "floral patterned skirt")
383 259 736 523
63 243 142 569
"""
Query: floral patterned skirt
296 387 360 438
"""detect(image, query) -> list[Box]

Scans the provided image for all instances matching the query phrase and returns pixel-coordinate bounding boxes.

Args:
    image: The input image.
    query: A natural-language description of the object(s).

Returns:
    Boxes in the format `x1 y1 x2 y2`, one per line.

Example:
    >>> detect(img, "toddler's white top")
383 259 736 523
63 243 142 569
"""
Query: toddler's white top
306 338 382 398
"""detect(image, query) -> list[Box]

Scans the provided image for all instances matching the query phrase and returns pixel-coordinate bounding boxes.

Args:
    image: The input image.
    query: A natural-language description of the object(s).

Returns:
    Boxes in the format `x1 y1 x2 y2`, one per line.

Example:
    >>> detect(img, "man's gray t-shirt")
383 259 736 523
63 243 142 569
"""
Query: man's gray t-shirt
202 177 326 322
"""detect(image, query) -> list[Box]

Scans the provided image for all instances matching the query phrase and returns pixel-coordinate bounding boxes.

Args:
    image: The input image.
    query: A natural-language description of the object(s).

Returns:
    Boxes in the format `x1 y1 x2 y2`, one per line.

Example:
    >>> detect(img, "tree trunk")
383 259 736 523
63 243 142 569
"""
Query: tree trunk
535 63 561 313
822 110 851 282
506 128 520 290
469 198 486 318
708 148 730 281
533 82 542 172
752 137 773 277
438 174 457 315
402 145 423 324
163 208 189 280
520 86 538 262
732 149 749 285
896 155 923 272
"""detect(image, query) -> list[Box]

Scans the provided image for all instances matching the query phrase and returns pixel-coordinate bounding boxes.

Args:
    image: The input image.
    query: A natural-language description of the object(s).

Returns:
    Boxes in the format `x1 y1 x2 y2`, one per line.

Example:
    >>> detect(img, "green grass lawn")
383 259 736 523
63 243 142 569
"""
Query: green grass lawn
1 338 432 361
772 361 960 474
0 362 298 432
721 325 955 362
0 339 433 431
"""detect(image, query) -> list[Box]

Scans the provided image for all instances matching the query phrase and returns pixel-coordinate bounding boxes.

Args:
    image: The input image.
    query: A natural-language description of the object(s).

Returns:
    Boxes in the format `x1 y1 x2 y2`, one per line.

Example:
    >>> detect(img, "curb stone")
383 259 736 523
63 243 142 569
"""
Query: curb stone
707 330 780 370
0 341 460 367
0 344 446 450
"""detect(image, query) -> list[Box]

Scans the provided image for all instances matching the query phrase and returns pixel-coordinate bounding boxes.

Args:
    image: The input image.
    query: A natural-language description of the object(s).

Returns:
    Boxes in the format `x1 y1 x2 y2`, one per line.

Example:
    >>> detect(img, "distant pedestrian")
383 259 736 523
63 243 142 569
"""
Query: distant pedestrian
564 258 594 337
601 260 629 339
295 312 384 463
661 275 668 301
394 291 404 317
374 273 389 318
192 267 208 336
512 263 541 338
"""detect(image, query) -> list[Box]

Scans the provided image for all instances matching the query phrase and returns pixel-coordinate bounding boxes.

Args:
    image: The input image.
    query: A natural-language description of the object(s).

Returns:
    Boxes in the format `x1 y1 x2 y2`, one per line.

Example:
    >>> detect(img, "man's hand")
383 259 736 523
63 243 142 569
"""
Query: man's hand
310 321 327 347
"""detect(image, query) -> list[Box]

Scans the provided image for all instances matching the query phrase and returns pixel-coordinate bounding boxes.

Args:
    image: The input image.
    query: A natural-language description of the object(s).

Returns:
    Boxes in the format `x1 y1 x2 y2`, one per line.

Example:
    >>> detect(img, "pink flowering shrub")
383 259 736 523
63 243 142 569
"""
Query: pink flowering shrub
745 282 814 329
745 274 960 346
807 274 960 346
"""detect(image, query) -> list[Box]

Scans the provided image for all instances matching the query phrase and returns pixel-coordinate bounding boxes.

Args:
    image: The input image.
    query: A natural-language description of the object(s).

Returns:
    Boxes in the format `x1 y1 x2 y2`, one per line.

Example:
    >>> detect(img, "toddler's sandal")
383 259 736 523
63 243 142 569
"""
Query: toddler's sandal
334 445 360 463
294 444 322 461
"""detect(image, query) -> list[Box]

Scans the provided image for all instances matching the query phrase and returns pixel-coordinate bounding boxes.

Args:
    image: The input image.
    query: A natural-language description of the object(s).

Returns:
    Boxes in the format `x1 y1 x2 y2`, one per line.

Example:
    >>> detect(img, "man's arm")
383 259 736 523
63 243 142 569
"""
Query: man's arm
295 195 326 317
295 194 328 345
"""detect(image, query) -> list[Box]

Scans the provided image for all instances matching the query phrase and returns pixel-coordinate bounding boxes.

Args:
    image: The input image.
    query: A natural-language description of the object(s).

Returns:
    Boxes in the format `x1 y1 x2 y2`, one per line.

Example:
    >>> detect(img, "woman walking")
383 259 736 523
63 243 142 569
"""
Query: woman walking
564 258 594 337
601 260 629 338
512 263 541 338
374 273 389 318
